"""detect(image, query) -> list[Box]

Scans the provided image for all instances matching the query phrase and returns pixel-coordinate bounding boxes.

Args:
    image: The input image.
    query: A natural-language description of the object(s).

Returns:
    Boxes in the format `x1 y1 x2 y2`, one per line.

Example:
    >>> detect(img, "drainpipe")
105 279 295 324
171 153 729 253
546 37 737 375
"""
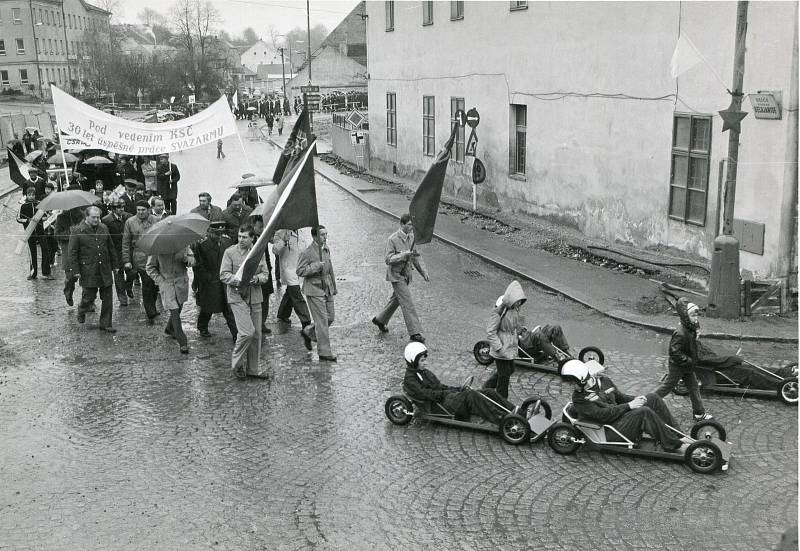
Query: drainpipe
59 0 72 94
777 5 798 304
28 0 42 99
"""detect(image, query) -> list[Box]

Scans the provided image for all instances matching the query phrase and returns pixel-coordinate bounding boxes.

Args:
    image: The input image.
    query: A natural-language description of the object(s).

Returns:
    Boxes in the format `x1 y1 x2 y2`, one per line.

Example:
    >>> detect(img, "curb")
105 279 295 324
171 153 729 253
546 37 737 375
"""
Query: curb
0 185 18 200
271 138 797 344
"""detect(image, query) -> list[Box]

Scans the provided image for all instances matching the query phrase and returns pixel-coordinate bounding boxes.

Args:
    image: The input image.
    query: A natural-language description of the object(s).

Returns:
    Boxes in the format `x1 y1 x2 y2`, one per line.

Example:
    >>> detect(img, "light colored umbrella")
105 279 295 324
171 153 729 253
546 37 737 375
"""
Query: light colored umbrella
47 151 79 164
25 150 43 162
37 190 98 211
136 213 210 255
246 106 257 111
82 155 114 165
231 177 273 188
25 126 39 132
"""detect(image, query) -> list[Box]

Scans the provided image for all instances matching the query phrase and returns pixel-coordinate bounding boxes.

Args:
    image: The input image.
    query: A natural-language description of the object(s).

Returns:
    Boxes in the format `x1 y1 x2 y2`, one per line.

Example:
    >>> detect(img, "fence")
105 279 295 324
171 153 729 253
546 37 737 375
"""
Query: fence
329 110 370 171
0 111 56 150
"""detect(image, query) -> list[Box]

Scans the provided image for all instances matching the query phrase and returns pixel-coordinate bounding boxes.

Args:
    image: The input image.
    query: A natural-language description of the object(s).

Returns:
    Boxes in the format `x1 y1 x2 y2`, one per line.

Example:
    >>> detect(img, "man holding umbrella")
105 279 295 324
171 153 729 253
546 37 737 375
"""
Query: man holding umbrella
67 205 118 332
101 199 132 307
146 245 195 354
122 200 160 323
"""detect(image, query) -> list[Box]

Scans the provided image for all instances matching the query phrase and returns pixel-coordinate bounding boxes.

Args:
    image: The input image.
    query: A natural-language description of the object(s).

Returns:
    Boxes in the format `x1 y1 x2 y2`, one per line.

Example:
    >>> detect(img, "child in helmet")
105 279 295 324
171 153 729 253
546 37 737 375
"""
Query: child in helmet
402 342 517 425
562 359 689 452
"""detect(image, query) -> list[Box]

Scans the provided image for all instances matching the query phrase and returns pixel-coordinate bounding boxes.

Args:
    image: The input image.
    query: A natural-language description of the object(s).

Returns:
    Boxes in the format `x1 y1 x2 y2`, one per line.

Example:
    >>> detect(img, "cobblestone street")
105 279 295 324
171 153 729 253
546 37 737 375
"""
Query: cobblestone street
0 136 796 550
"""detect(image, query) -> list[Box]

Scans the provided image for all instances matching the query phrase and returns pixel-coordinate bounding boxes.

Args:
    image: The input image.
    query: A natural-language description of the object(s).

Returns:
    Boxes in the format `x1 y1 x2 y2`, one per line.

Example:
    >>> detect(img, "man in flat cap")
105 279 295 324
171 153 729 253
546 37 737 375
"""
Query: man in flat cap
122 200 160 323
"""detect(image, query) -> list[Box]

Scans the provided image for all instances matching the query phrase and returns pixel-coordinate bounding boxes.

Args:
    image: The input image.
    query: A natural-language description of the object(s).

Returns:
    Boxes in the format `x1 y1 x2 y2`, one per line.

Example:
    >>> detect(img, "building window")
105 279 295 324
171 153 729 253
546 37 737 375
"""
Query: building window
0 39 5 55
0 70 8 85
48 39 53 55
12 7 21 23
385 1 394 31
19 68 28 84
510 1 528 10
450 1 464 20
16 39 24 54
422 1 433 26
669 113 711 226
386 92 397 146
510 104 527 175
423 95 435 156
450 97 465 163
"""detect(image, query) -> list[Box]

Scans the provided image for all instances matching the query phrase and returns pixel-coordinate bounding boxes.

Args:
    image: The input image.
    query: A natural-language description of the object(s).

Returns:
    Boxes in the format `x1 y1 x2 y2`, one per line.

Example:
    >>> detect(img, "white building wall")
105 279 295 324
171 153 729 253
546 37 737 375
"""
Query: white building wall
365 0 797 278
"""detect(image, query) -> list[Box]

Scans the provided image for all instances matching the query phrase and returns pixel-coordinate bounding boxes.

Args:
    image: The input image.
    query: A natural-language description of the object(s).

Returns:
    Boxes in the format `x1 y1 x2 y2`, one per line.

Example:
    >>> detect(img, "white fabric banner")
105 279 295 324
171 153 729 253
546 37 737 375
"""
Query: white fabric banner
670 34 703 78
50 85 237 155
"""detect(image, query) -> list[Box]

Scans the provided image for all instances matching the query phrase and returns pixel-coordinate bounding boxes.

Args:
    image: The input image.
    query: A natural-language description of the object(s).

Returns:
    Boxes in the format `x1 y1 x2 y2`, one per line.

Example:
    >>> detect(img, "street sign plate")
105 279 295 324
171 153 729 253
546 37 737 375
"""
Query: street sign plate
301 85 320 93
347 109 365 128
454 109 467 127
466 108 480 128
465 129 478 156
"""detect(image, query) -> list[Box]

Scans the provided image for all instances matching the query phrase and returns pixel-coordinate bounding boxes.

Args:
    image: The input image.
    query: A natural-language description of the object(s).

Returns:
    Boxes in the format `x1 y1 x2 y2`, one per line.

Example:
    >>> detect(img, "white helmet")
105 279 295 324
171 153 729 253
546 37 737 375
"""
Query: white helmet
560 359 590 384
404 342 428 365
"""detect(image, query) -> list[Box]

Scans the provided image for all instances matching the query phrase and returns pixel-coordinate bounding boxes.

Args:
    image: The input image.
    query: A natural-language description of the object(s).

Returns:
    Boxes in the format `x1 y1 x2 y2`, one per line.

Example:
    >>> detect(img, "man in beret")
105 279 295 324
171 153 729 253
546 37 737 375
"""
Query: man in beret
192 220 237 340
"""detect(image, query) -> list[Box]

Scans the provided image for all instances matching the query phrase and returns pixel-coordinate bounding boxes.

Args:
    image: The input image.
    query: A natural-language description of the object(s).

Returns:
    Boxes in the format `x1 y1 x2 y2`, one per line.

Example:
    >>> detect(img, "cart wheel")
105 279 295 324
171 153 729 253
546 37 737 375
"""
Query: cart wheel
690 419 727 442
518 397 552 420
473 340 494 366
384 395 413 425
547 422 581 455
673 379 690 396
685 440 723 474
499 414 531 445
777 377 798 406
578 346 605 365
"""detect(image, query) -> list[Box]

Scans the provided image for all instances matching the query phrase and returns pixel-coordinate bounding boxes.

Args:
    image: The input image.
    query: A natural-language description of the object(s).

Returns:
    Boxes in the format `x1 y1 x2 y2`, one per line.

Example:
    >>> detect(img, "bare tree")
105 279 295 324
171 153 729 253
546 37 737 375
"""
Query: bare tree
93 0 124 22
169 0 224 99
241 27 258 44
138 8 168 28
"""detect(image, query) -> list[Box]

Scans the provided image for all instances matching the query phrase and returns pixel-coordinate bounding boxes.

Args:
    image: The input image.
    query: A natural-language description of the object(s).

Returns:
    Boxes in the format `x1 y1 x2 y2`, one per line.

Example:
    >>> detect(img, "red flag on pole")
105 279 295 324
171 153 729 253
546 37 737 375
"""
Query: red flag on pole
236 140 319 285
7 147 31 189
408 122 459 245
272 110 308 184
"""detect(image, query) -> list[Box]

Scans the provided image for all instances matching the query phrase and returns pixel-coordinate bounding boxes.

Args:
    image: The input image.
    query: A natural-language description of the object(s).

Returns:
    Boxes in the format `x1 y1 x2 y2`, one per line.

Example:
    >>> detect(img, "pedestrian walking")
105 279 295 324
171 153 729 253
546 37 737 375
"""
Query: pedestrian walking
192 221 238 340
372 214 430 342
54 202 84 306
122 201 160 324
220 224 271 379
67 206 118 333
221 193 253 239
141 156 158 194
155 154 180 214
266 113 274 136
146 246 195 354
272 228 312 332
17 186 53 280
483 280 527 399
296 225 337 361
42 182 58 268
251 217 274 335
101 199 132 306
276 114 284 136
217 138 226 159
190 192 225 222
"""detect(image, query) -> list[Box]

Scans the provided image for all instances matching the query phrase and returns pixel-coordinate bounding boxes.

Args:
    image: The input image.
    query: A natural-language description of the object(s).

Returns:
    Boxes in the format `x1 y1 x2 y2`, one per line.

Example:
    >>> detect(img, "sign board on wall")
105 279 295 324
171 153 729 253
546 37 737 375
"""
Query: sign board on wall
350 131 365 145
749 93 781 119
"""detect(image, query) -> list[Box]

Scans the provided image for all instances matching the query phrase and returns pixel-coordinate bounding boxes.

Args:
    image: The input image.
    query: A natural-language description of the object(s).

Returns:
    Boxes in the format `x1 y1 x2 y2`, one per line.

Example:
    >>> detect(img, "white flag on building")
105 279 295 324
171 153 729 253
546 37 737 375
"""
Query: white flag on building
670 33 704 78
232 90 238 108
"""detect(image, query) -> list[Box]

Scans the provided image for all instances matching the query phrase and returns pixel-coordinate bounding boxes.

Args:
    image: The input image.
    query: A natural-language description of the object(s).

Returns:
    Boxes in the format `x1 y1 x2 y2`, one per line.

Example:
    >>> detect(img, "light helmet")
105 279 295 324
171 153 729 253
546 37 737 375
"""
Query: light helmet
404 342 428 366
585 359 605 377
560 359 590 385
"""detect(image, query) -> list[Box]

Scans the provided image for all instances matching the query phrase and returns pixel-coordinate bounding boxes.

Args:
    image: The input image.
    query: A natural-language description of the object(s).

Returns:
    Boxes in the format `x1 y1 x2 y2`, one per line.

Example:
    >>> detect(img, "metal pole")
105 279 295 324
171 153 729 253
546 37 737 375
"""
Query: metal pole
306 0 312 83
59 0 72 94
777 5 798 304
28 0 43 99
721 1 748 235
279 47 286 102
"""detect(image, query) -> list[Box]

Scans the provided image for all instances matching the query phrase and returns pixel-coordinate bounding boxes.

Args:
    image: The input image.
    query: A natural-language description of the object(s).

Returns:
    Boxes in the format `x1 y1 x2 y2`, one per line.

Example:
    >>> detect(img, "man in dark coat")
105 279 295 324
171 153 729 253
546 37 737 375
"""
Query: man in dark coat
251 217 274 335
22 130 33 153
402 342 516 424
16 186 52 280
119 180 138 215
67 205 119 332
101 199 132 307
155 154 180 214
654 298 739 421
221 193 252 240
192 221 237 340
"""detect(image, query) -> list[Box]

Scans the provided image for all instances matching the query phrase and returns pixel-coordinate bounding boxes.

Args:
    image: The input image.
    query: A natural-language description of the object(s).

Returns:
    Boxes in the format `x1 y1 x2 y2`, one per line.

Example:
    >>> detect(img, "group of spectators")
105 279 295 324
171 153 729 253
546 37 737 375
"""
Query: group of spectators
234 96 291 120
318 90 368 112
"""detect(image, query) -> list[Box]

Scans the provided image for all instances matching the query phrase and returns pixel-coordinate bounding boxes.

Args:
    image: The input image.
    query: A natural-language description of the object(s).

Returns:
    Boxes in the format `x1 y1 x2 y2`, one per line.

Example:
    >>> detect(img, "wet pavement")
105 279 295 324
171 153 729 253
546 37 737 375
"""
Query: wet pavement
0 123 797 550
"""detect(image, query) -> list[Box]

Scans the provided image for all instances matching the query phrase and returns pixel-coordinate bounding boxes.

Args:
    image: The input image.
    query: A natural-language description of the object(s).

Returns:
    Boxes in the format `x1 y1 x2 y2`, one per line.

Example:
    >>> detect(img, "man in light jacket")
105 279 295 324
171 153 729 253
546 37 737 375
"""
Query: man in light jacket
273 228 312 331
296 225 337 362
372 214 429 343
220 223 270 379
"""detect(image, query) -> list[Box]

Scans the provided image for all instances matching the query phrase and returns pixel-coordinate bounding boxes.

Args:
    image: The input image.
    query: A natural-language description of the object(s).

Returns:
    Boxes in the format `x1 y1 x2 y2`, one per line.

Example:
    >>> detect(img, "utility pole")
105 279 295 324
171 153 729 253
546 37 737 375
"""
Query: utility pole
708 1 749 319
28 0 43 99
278 46 287 103
305 0 313 139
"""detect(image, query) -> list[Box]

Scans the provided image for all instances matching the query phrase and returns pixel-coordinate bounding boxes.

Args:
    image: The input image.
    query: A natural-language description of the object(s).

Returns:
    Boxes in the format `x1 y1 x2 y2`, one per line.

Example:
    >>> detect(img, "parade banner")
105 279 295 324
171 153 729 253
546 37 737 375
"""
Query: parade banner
51 85 237 156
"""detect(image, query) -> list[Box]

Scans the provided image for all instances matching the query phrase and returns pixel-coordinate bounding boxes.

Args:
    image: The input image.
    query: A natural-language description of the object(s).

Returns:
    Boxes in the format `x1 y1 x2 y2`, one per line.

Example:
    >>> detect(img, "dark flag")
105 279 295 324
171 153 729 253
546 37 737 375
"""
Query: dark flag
7 147 31 189
236 140 319 285
408 122 459 245
272 109 308 184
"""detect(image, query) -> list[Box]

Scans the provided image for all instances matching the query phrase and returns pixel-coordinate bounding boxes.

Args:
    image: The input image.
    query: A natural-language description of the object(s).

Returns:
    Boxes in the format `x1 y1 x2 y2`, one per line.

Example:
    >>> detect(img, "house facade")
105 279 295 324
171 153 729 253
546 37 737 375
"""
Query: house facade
365 1 797 282
0 0 110 97
240 39 273 73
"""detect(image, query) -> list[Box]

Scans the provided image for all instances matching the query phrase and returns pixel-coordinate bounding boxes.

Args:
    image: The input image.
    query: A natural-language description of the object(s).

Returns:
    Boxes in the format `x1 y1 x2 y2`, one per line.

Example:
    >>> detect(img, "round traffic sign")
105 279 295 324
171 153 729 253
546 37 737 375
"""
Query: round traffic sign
466 108 480 128
472 158 486 184
454 109 467 127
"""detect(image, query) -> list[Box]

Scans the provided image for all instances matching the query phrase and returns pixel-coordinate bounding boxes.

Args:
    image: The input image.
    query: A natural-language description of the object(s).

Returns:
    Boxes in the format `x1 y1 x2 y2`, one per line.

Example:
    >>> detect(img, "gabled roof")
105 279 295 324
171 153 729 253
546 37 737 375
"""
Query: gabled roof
321 1 365 50
82 1 112 15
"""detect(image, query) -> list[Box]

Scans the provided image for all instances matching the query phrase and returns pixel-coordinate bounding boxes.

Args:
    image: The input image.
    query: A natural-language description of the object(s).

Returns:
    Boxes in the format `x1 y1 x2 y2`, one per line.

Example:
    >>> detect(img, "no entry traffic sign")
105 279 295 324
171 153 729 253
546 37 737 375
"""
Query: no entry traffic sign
454 109 467 127
466 108 480 128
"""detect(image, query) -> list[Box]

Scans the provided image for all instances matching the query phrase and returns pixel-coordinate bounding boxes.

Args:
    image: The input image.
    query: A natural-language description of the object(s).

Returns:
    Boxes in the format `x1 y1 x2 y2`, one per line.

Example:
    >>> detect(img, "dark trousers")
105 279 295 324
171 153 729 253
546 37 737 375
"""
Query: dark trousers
79 285 113 328
46 233 57 266
27 236 51 277
521 325 570 360
261 292 271 328
447 389 515 424
197 306 238 338
135 268 159 319
277 284 311 326
613 393 682 450
483 358 515 399
112 268 128 304
165 305 187 347
655 367 705 416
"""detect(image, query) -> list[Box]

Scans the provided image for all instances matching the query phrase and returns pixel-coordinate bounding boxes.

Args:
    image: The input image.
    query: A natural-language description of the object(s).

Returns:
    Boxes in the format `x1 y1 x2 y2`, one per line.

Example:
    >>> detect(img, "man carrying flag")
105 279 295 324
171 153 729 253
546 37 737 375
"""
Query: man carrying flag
371 123 459 343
